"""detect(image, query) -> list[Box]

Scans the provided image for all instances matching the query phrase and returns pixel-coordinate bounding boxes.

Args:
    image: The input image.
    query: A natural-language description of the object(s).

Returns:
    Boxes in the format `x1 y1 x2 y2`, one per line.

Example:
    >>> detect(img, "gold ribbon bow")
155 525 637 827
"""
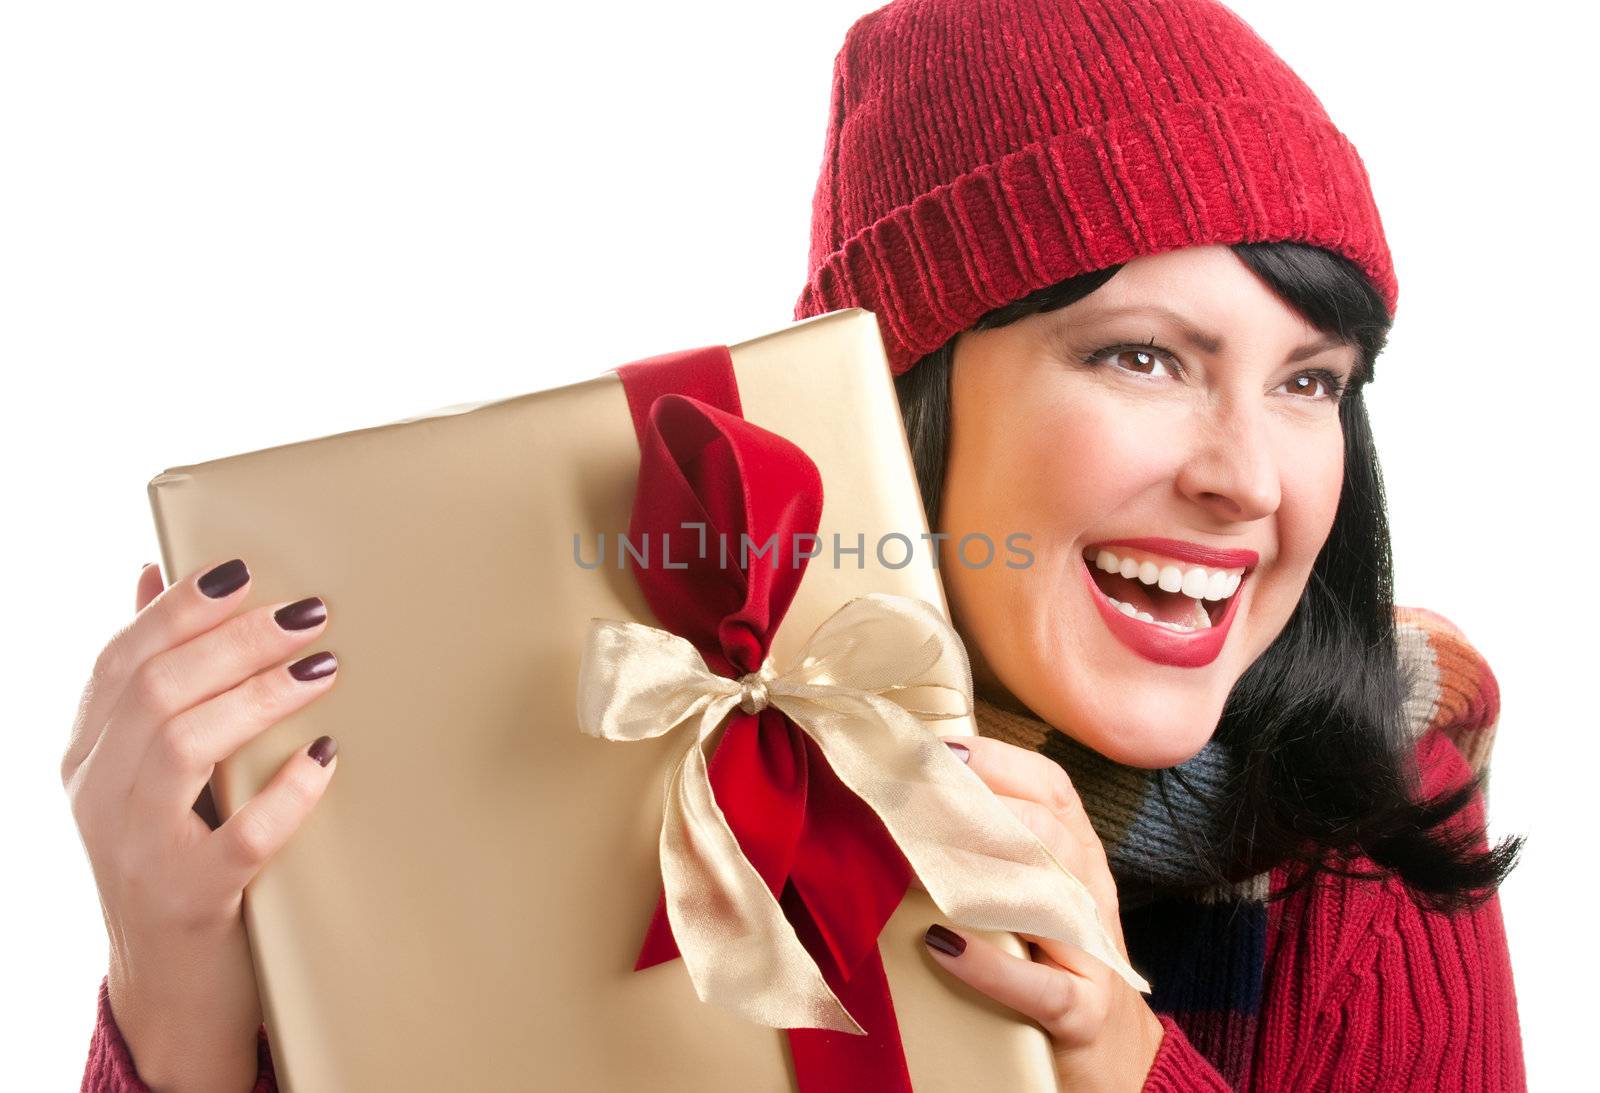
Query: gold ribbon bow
576 592 1151 1034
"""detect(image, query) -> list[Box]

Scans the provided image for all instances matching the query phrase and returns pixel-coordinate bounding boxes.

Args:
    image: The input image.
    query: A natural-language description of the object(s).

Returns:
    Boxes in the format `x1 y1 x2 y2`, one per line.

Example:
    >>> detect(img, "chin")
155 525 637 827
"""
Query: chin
957 539 1286 769
1036 686 1224 769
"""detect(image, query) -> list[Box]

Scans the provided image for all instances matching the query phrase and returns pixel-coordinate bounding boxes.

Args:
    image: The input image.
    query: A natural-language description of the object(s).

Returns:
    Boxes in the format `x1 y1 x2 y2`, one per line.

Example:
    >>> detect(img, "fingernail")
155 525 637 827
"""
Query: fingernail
944 740 971 763
924 923 967 957
289 651 337 682
275 596 327 631
199 558 250 598
307 735 338 767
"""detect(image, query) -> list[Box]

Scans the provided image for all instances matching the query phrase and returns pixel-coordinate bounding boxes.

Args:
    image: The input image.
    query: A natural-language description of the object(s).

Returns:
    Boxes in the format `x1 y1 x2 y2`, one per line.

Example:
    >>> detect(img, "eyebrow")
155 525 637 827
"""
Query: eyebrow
1070 304 1360 371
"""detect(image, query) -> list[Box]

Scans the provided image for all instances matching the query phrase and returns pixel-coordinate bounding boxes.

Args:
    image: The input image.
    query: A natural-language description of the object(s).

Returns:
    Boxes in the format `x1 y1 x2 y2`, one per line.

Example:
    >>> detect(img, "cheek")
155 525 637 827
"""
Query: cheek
1275 424 1346 579
939 394 1175 665
970 396 1173 541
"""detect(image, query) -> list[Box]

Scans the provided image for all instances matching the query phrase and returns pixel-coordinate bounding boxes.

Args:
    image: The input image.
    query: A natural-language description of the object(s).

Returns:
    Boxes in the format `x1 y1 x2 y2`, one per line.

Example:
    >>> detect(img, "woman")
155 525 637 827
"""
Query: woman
73 1 1524 1090
787 0 1526 1089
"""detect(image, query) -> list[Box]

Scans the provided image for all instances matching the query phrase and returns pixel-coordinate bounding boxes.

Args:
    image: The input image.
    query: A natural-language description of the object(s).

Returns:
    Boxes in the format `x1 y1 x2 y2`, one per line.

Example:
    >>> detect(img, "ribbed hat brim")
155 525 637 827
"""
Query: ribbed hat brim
795 96 1398 377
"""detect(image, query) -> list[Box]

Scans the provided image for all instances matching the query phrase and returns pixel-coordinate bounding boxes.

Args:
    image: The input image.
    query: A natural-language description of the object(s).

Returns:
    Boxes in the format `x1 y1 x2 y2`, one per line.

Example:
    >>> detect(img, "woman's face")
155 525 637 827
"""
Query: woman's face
940 244 1361 767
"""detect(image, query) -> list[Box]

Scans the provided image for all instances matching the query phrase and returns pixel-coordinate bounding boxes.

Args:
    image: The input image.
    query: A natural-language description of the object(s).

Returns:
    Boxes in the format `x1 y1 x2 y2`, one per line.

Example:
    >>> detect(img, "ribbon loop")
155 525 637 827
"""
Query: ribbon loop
783 594 974 721
576 592 1152 1033
575 618 740 743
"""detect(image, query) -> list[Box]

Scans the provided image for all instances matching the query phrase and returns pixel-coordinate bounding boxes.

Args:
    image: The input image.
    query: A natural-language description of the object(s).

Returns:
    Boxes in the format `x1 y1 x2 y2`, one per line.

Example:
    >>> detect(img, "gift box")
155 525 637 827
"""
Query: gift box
146 308 1141 1091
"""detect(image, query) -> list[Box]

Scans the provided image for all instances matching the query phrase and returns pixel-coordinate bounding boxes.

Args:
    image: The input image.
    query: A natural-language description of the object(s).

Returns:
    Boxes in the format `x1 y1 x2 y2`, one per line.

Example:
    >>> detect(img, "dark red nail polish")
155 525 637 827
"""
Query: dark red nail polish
275 597 327 631
924 923 967 957
289 651 337 681
199 558 249 598
307 735 338 767
944 740 971 763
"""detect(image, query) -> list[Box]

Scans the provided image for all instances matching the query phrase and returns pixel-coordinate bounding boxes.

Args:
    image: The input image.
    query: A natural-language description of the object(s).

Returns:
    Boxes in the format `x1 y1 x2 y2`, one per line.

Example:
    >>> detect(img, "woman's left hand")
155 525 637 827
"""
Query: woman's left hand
927 734 1166 1092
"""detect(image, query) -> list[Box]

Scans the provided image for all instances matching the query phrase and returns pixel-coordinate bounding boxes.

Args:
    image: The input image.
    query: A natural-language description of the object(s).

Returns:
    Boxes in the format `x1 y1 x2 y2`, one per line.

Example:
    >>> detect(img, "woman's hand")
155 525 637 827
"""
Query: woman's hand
61 559 341 1093
925 734 1165 1093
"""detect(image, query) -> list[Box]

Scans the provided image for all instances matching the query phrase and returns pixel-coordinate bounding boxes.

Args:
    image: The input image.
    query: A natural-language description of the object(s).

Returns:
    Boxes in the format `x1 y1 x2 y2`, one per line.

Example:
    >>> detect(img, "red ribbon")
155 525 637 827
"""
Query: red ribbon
614 346 916 1093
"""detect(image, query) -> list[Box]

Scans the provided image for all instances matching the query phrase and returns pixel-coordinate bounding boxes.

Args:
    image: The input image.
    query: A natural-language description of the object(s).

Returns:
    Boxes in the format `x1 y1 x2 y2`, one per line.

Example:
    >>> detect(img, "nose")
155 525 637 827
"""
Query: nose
1174 399 1282 523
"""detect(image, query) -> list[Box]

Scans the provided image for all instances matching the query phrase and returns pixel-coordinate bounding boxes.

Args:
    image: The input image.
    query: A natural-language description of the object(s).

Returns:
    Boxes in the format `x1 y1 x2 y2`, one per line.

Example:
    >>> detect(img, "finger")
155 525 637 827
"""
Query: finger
132 647 340 825
922 923 1099 1046
210 735 339 892
90 594 330 806
107 557 256 695
65 557 256 782
991 792 1117 913
991 792 1081 871
940 734 1096 842
1012 927 1130 985
989 792 1129 963
136 562 164 613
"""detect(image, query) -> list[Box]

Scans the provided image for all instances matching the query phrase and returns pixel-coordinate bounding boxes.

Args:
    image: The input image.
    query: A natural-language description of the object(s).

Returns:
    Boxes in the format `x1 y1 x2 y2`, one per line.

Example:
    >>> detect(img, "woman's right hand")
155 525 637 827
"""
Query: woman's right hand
63 558 341 1093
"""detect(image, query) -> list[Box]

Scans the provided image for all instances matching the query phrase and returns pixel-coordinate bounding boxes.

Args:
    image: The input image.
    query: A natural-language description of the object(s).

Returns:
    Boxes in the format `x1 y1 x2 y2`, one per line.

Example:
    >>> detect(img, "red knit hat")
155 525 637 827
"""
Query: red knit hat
793 0 1399 377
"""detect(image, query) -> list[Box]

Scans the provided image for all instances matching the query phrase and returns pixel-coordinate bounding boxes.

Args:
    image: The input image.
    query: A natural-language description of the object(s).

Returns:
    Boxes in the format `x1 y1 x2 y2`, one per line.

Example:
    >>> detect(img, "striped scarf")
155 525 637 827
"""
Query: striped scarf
968 606 1504 1087
972 697 1271 1084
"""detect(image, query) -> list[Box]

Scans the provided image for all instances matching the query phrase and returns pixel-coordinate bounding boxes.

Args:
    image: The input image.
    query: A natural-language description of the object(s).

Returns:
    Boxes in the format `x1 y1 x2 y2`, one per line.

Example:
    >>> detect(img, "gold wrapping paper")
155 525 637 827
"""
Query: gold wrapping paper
146 308 1063 1091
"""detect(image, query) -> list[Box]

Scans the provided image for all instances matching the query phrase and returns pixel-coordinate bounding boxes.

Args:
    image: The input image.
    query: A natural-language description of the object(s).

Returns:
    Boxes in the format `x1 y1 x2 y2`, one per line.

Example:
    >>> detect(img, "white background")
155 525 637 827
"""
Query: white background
3 2 1592 1088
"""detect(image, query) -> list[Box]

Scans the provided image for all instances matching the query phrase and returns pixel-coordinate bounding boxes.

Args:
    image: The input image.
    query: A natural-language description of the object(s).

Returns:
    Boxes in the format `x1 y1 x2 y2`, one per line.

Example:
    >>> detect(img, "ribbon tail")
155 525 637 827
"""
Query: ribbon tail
636 705 811 971
634 890 678 971
785 730 913 984
785 926 913 1093
779 693 1153 996
659 693 869 1034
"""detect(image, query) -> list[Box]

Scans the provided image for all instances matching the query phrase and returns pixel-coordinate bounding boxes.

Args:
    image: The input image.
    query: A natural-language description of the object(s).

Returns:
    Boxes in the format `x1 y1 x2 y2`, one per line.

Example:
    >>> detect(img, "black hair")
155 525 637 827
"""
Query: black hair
895 241 1523 912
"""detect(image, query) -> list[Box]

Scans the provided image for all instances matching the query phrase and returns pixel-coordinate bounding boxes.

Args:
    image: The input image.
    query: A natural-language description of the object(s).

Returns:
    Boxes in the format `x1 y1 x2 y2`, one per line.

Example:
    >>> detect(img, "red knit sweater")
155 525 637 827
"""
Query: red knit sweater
1143 724 1526 1090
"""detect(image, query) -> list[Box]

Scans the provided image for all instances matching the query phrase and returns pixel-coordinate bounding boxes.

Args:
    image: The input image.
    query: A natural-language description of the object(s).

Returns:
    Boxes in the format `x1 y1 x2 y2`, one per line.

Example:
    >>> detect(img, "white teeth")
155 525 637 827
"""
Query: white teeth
1091 547 1249 633
1107 596 1210 632
1090 548 1247 605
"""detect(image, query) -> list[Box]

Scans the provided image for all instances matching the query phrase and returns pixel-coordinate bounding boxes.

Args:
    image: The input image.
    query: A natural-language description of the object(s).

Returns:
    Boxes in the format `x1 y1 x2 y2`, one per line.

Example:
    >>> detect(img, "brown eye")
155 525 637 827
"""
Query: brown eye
1280 369 1346 400
1082 343 1181 379
1118 350 1162 375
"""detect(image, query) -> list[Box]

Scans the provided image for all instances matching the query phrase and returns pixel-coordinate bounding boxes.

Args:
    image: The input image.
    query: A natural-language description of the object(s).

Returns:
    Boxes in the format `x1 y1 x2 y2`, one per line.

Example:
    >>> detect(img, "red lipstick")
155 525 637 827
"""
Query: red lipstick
1087 537 1258 570
1079 555 1244 668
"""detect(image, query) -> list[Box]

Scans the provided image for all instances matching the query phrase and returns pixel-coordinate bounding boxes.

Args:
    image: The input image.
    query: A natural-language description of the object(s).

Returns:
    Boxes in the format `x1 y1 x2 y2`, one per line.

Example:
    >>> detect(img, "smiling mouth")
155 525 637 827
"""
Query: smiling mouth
1080 545 1249 633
